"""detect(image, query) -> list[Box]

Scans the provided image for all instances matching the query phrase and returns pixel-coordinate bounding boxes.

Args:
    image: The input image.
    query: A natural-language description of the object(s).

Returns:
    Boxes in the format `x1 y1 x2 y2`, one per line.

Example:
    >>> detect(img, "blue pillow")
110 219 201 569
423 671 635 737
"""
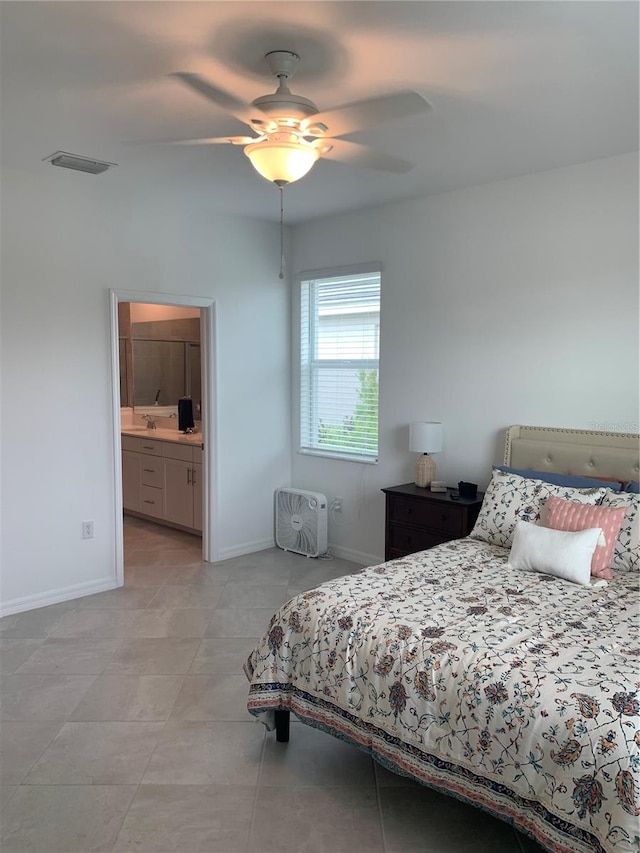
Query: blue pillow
624 481 640 493
495 466 622 492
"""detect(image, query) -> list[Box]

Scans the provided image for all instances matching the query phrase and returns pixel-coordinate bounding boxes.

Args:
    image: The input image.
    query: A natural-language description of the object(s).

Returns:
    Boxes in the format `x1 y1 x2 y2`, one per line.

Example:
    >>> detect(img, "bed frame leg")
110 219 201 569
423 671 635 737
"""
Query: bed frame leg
275 710 290 742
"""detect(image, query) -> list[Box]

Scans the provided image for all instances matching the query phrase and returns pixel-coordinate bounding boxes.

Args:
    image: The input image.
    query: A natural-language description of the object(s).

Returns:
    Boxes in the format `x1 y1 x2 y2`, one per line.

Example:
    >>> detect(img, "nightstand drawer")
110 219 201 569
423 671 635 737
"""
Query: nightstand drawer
388 496 463 535
389 526 449 556
382 484 484 562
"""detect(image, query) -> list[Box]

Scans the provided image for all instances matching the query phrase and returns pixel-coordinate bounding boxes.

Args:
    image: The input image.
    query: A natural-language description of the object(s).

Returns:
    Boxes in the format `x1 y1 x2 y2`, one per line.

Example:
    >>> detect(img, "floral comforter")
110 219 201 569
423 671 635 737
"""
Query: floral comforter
245 538 640 853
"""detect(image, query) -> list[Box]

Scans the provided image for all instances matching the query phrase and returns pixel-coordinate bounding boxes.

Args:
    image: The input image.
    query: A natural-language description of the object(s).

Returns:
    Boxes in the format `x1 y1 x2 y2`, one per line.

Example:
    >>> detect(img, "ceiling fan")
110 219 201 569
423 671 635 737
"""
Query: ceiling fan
168 50 431 186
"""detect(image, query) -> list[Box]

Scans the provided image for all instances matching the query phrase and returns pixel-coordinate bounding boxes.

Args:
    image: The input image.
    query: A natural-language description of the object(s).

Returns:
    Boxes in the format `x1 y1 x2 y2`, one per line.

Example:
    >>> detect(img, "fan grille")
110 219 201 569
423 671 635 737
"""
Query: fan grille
275 489 327 557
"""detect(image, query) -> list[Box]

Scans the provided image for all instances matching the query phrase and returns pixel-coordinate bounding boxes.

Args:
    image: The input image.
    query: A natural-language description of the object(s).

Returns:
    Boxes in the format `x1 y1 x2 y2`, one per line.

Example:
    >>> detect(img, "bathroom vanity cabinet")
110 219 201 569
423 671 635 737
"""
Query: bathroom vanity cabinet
162 453 203 532
121 432 203 533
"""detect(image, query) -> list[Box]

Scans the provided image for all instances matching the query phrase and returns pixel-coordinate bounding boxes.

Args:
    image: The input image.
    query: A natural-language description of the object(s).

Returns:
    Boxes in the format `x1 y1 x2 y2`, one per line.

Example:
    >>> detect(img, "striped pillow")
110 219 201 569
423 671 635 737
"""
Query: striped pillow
546 496 628 580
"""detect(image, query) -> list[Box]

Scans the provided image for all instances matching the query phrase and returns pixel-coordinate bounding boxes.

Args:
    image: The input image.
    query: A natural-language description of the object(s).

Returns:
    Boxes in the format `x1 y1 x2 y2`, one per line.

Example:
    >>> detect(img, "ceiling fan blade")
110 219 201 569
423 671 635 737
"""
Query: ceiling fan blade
301 90 430 138
316 139 415 173
161 135 256 146
124 135 257 147
169 72 259 127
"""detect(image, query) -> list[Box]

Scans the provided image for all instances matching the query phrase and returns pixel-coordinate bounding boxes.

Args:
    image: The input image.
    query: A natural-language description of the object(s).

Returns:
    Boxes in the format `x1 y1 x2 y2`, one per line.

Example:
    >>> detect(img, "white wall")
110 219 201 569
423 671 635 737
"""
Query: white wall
2 152 637 609
291 153 639 565
0 164 291 613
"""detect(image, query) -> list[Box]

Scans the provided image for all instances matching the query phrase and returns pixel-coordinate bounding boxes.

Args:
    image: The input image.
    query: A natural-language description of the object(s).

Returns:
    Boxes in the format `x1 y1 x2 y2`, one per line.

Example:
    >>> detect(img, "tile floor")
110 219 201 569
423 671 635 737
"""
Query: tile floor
0 516 546 852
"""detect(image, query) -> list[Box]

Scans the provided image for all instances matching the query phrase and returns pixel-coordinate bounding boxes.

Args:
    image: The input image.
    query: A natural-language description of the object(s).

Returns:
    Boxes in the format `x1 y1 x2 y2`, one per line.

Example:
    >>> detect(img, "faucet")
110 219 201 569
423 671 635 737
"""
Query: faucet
142 414 157 430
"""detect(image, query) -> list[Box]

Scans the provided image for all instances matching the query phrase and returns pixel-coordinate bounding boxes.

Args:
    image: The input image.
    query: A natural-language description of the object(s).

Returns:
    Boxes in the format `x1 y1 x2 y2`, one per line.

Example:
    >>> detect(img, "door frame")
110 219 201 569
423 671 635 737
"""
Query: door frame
109 290 218 584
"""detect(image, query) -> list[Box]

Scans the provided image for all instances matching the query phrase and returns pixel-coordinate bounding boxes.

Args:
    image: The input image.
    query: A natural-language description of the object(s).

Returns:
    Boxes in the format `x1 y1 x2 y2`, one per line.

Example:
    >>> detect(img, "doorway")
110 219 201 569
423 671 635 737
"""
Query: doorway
110 290 218 587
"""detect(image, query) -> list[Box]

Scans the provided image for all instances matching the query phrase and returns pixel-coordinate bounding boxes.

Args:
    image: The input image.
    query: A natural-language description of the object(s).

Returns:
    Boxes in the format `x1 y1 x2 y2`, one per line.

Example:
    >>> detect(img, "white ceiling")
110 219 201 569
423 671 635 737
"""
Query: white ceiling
1 1 638 223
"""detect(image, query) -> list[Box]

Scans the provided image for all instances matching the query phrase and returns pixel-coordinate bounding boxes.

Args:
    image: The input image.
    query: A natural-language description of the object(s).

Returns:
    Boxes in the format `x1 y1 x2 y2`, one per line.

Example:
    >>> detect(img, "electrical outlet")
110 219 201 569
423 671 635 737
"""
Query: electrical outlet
333 498 343 513
82 520 94 539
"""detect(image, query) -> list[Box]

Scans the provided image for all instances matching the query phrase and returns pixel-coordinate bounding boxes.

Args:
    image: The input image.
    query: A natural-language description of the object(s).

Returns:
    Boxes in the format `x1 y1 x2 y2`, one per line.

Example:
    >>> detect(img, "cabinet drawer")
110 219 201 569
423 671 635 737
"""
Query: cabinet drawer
388 496 463 535
129 435 162 456
162 443 193 462
140 485 163 518
121 435 142 453
141 455 162 488
389 526 450 556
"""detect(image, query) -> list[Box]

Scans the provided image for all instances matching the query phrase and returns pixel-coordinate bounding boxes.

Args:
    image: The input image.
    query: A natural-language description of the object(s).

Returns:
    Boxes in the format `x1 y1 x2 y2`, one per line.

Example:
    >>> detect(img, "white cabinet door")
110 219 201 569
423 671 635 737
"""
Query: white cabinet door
162 458 194 528
122 450 141 512
192 462 203 532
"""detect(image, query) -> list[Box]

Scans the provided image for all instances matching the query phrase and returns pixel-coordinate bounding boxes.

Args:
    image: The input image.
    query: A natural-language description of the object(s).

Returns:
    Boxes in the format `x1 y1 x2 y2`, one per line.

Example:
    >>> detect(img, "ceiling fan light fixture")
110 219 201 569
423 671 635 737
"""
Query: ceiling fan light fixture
244 140 318 186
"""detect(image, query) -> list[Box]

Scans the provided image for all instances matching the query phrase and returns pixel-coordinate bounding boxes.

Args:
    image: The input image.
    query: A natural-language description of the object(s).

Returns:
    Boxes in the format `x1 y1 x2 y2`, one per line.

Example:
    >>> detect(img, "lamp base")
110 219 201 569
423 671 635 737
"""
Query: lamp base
415 453 436 488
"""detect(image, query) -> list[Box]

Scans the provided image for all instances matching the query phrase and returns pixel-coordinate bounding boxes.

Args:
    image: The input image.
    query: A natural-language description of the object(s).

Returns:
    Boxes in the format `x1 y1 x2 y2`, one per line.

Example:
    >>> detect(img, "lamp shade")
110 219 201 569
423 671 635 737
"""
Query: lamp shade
409 421 443 454
245 140 319 185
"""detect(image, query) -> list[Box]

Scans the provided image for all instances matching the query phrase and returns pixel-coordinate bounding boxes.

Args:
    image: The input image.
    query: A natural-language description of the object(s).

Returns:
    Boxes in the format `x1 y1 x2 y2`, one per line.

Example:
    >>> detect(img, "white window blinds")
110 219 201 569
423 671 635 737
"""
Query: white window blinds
300 269 380 462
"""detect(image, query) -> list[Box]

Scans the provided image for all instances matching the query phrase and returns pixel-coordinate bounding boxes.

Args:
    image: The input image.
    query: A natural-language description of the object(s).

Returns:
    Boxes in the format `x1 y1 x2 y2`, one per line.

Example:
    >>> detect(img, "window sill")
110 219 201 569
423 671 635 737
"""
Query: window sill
298 448 378 465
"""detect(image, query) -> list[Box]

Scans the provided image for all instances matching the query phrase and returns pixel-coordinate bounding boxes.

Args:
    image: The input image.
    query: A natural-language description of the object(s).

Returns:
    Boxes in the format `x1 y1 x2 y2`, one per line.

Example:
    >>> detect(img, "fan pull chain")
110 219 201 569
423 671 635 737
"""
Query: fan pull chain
279 185 285 280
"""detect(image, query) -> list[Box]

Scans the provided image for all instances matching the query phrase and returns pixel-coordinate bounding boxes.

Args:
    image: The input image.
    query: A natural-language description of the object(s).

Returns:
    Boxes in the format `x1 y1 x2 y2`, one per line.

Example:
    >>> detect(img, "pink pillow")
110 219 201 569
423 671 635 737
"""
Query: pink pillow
546 496 628 579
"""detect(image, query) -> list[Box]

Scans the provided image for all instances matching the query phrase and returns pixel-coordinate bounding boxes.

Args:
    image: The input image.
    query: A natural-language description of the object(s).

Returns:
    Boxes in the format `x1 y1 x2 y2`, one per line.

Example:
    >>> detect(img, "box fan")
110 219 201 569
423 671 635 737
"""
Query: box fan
275 488 328 558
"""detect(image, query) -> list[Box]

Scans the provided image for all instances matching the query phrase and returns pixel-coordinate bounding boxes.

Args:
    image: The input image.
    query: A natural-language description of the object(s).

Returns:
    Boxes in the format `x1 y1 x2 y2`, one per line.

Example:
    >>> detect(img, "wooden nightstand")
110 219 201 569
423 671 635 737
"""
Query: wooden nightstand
381 483 484 561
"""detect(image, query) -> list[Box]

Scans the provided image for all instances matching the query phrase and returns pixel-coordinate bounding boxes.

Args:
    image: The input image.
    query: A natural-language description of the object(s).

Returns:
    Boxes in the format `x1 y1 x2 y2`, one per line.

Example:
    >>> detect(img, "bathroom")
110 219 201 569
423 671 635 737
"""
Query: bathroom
118 302 204 572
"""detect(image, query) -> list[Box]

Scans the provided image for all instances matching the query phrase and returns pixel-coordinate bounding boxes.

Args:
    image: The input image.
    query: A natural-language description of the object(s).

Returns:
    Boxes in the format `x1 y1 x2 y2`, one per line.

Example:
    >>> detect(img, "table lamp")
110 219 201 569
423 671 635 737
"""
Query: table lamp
409 422 443 488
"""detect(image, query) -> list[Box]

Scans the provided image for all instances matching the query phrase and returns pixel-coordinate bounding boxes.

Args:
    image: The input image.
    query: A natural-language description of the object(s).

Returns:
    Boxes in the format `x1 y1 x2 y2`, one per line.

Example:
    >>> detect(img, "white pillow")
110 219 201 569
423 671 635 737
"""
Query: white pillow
470 469 609 548
508 521 602 586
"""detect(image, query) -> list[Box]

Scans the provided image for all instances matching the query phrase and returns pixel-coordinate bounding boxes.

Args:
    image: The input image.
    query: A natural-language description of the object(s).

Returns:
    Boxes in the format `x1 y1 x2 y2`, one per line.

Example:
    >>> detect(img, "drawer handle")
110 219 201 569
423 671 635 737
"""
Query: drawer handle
143 468 155 473
441 513 448 522
143 499 156 505
142 445 155 450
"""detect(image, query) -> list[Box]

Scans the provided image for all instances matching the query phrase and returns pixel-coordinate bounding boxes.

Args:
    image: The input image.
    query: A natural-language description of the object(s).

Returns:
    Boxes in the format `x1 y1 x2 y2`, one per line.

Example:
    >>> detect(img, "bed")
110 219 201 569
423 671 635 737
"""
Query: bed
245 426 640 853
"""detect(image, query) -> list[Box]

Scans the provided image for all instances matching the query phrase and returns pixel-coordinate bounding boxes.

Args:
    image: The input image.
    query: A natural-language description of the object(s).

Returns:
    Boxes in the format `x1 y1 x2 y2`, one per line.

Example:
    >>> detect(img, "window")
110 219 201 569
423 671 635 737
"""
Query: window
300 268 380 462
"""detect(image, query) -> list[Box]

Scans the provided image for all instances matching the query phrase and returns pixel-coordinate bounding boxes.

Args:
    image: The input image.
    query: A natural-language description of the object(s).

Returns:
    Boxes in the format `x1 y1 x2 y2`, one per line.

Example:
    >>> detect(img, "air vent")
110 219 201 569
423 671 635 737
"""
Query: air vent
43 151 117 175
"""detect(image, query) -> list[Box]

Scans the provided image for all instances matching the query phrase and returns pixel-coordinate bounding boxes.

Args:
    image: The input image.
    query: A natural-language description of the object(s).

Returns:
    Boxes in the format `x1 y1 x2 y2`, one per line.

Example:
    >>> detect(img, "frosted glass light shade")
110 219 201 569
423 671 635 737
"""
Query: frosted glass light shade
409 422 443 454
245 141 319 185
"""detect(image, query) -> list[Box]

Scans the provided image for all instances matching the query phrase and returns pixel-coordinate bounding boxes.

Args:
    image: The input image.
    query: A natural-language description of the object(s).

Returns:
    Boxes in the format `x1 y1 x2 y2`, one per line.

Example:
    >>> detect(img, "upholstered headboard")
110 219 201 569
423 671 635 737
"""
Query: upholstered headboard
504 425 640 483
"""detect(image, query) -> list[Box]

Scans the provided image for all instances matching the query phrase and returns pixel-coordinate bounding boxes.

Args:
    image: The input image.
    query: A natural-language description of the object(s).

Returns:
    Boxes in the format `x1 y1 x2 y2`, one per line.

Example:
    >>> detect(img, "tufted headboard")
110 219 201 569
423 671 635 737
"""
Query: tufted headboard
504 425 640 483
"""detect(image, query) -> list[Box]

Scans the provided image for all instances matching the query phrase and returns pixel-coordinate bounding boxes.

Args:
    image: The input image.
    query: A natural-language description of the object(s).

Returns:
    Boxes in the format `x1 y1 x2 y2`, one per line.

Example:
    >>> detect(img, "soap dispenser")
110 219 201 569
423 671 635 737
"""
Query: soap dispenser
178 397 195 433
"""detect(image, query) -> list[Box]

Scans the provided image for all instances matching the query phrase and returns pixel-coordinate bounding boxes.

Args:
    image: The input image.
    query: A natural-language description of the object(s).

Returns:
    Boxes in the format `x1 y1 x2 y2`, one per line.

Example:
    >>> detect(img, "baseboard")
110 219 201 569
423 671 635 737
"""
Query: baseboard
217 538 381 567
124 510 202 538
217 537 275 561
0 577 119 618
328 543 383 567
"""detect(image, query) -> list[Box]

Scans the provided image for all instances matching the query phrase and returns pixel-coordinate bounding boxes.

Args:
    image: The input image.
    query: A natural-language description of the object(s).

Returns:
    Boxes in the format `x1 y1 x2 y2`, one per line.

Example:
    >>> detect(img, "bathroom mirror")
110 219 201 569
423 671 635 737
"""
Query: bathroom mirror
132 339 201 411
117 303 201 418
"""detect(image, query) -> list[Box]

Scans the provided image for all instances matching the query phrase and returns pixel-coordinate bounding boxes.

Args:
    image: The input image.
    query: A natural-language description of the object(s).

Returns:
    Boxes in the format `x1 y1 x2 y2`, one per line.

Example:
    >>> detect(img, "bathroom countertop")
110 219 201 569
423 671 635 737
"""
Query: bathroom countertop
121 426 203 446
